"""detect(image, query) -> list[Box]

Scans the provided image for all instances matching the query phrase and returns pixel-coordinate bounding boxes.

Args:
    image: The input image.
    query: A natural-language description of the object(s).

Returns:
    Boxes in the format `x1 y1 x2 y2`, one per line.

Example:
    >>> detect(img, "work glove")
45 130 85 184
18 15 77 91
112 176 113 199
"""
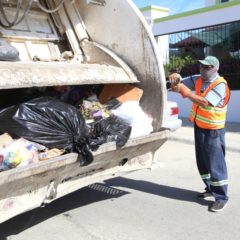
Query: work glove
168 73 191 98
168 73 182 85
177 83 191 98
168 73 182 92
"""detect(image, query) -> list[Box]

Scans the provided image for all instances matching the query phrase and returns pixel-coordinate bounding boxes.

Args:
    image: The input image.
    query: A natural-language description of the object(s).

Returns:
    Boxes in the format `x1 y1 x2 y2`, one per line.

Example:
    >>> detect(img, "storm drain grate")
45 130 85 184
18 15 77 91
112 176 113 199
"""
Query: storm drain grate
88 183 128 196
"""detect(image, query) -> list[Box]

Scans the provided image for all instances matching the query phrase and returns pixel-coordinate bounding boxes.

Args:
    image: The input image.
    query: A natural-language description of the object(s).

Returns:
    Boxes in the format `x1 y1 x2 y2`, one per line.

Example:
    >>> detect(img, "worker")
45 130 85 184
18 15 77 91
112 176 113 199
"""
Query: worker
169 56 230 212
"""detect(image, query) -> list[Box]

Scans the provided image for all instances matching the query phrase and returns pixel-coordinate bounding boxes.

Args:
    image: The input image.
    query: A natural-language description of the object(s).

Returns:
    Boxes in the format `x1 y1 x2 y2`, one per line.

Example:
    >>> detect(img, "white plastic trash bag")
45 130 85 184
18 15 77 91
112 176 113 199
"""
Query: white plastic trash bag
112 101 153 138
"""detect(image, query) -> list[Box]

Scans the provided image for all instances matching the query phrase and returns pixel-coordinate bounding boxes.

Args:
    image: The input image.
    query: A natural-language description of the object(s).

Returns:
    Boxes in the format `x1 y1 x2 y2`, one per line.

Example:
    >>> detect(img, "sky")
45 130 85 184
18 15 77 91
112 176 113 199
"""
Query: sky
132 0 205 15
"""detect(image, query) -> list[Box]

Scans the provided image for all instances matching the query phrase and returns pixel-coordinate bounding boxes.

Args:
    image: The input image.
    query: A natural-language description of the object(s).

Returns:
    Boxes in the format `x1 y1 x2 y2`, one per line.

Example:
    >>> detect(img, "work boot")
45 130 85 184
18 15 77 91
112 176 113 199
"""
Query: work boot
210 200 228 212
197 191 213 200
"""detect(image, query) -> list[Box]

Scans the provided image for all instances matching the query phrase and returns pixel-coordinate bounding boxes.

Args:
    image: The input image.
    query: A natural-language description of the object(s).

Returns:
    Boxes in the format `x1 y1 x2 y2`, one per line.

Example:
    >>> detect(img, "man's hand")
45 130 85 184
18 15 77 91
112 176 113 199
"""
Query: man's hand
168 73 182 85
168 73 183 92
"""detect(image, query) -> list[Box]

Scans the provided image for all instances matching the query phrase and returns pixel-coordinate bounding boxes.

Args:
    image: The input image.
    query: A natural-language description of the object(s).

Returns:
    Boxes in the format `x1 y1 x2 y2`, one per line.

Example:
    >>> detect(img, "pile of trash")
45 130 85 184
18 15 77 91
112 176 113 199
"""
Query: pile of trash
0 83 153 171
0 134 64 171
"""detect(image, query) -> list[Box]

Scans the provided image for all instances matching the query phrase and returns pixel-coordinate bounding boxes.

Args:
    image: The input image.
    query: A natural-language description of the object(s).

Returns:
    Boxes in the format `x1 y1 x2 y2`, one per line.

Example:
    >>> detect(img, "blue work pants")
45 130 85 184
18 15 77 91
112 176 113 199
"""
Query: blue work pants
194 124 228 202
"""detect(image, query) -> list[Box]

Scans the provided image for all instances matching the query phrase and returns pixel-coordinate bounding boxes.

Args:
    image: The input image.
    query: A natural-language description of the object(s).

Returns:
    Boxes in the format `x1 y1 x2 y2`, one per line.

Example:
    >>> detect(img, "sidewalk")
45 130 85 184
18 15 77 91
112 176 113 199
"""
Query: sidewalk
169 118 240 153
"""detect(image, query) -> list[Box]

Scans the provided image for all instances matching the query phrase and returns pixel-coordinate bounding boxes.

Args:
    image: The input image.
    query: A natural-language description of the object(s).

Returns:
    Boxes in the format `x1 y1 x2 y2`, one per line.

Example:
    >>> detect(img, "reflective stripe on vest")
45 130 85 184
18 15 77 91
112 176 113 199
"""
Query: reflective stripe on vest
189 77 230 129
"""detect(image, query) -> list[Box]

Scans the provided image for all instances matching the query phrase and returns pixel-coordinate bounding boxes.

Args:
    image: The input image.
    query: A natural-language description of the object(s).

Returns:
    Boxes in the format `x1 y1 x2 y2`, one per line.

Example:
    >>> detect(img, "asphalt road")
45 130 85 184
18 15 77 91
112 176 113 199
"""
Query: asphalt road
0 123 240 240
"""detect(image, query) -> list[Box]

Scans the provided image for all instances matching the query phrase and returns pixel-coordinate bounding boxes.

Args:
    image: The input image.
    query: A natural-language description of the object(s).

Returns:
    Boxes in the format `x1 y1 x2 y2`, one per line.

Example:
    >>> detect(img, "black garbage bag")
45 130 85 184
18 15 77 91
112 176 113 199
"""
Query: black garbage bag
0 97 93 166
89 116 132 151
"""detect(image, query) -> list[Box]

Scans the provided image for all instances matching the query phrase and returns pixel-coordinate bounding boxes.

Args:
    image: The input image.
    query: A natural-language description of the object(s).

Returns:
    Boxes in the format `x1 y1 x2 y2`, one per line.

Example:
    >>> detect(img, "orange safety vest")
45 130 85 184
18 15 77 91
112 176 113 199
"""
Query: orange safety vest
189 77 230 129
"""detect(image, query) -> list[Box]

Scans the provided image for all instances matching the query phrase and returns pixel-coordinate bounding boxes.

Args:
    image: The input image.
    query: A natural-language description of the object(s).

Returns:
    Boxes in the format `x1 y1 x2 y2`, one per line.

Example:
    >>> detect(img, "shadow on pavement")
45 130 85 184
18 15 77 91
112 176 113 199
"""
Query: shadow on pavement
0 183 129 239
105 177 210 206
0 177 210 238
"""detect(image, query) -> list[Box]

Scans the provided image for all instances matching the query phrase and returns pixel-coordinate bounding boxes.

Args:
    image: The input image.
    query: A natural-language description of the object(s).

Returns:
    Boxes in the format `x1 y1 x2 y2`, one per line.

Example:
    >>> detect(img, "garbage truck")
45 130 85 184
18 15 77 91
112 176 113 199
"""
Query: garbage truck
0 0 169 223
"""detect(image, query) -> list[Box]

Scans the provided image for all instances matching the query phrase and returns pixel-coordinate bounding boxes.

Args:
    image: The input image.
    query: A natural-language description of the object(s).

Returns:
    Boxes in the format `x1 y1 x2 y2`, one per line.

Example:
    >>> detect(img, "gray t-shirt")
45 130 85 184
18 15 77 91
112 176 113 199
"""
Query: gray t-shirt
182 74 226 107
